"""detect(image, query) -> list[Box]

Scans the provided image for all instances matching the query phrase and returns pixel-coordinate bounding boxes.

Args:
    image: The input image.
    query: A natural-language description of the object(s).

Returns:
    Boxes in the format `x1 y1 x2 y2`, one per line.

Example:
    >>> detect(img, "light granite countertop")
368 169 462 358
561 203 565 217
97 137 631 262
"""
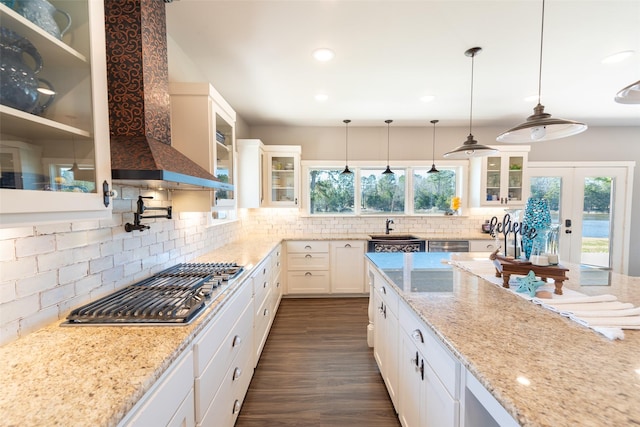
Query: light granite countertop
367 252 640 427
2 235 636 426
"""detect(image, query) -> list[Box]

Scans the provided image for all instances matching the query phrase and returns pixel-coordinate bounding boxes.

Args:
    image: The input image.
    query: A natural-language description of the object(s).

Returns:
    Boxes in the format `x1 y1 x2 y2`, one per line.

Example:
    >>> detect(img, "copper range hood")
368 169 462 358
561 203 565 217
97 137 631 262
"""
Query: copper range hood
104 0 229 191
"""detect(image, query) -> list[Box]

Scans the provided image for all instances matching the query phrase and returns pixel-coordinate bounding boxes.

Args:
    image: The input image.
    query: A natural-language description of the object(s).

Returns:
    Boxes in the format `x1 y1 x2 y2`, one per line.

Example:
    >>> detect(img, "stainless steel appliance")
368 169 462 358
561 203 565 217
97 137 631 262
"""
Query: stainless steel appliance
427 240 469 252
65 263 243 325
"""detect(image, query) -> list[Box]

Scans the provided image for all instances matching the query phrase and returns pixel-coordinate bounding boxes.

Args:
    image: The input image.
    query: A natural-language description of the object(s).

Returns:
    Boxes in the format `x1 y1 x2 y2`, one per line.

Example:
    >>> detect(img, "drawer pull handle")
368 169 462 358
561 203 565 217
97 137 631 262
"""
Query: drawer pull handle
264 308 269 316
305 254 312 258
263 268 267 274
232 335 242 347
345 243 351 248
232 399 241 414
381 286 386 294
305 272 312 276
305 245 312 249
233 367 242 381
411 351 419 368
412 329 424 343
263 281 268 288
276 281 280 288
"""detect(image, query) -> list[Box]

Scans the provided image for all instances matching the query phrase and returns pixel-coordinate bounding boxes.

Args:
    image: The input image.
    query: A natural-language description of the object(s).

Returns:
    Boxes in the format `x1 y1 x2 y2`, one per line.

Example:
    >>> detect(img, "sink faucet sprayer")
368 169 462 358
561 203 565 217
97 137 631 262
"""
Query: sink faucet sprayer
385 218 394 234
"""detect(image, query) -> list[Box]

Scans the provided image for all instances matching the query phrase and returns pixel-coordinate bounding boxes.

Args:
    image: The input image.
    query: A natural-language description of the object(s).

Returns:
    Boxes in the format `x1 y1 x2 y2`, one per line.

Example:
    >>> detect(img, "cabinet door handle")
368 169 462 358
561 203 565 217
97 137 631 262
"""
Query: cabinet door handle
233 367 242 381
263 281 268 288
412 329 424 343
411 351 419 368
305 245 312 249
263 268 267 274
381 286 386 294
264 308 269 316
295 198 298 205
232 335 242 347
420 360 425 381
345 243 351 248
232 399 241 414
305 254 312 258
305 272 312 276
276 281 280 288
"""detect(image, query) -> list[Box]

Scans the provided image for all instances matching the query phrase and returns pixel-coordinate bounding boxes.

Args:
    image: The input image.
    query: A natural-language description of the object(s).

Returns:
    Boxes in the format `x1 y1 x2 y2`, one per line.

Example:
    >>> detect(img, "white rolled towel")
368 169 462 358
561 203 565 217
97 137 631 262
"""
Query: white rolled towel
571 316 640 328
570 307 640 318
542 301 633 316
532 294 617 305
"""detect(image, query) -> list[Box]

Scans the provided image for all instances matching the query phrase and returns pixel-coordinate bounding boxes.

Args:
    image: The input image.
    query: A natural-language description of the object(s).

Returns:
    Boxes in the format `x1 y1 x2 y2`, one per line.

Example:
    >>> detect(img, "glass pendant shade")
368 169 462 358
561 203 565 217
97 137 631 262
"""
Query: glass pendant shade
427 119 439 173
496 0 587 143
615 80 640 104
382 119 394 175
444 47 498 159
341 119 353 175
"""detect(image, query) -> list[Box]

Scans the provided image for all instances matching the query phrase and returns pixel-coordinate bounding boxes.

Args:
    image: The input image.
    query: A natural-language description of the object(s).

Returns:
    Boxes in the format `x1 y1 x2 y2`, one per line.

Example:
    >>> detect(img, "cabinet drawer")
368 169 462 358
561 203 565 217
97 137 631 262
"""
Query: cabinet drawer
199 333 254 427
373 270 399 313
399 302 460 399
287 271 330 294
287 252 330 270
124 351 194 427
254 269 271 308
271 244 283 271
287 240 329 253
254 289 274 362
193 281 253 376
195 300 253 422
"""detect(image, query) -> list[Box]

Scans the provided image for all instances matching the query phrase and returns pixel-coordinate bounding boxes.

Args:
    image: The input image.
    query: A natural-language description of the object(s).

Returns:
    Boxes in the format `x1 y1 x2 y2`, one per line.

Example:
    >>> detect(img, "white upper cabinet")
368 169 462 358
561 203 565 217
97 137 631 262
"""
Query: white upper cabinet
169 82 236 218
0 0 112 227
470 146 530 207
236 139 264 208
264 145 301 207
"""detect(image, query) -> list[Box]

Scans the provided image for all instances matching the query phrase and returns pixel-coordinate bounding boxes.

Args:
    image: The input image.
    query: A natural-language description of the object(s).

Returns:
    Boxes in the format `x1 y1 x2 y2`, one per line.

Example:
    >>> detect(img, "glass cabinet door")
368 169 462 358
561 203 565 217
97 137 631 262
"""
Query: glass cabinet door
270 155 296 204
0 0 111 226
485 156 501 203
507 155 524 203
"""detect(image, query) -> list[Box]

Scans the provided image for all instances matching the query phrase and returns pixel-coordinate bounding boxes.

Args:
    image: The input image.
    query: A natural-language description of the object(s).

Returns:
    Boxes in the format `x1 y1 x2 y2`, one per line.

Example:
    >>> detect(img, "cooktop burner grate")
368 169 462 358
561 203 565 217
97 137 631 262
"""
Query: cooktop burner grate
65 262 243 325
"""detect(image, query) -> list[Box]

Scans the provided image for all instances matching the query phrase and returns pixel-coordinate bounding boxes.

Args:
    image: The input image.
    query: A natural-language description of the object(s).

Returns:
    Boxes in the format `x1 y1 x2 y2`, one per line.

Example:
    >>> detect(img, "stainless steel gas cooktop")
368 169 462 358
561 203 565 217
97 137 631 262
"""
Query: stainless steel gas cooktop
64 263 243 325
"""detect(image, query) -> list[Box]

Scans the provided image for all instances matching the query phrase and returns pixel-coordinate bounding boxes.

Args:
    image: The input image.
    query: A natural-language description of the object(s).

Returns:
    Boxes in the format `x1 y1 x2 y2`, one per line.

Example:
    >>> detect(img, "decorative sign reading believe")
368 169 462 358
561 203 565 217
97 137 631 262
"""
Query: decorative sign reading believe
488 213 537 259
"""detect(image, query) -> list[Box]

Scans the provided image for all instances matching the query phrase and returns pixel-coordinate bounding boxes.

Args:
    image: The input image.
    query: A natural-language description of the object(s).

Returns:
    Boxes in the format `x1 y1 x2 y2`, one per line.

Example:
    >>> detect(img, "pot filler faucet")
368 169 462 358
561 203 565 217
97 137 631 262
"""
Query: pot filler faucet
385 218 394 234
125 196 172 232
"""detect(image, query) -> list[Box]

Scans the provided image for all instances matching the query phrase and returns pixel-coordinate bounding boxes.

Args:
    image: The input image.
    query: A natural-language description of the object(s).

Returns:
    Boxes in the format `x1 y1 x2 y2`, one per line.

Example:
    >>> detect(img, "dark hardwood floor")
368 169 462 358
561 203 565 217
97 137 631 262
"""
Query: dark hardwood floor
236 297 401 427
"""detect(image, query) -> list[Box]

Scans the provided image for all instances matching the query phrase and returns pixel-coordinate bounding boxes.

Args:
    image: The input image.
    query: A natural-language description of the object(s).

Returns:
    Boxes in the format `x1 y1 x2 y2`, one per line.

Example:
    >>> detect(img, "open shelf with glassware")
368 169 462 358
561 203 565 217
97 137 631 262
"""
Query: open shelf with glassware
0 0 111 226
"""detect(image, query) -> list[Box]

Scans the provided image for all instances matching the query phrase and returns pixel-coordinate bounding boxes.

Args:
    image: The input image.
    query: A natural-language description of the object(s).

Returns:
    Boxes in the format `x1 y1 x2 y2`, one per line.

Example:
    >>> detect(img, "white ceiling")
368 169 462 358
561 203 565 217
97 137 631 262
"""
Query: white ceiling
165 0 640 129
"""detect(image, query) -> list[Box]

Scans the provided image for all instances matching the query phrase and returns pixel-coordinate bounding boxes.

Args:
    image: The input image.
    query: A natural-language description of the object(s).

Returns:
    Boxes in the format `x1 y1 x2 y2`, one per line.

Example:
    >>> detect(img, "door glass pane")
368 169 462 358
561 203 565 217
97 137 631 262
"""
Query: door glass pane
360 168 405 214
581 177 613 268
271 156 295 202
485 156 501 202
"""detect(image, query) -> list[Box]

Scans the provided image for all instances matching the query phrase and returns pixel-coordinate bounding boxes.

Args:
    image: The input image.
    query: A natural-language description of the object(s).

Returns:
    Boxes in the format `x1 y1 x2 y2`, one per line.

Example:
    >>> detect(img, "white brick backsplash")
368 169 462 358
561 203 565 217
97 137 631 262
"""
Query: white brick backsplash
0 239 15 262
16 271 57 298
41 283 75 308
0 281 16 304
72 220 100 231
123 236 142 251
0 226 33 240
73 243 101 263
19 305 59 337
37 249 73 272
35 222 71 235
123 260 142 277
101 265 124 284
57 230 88 250
0 257 37 282
89 255 113 274
74 275 102 296
1 294 39 324
87 227 113 245
59 262 88 285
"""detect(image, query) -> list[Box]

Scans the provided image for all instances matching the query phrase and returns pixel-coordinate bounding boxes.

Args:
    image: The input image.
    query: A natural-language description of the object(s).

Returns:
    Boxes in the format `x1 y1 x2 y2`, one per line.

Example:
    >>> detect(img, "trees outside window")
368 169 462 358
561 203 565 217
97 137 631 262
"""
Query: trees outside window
360 169 405 214
309 169 354 214
413 169 456 214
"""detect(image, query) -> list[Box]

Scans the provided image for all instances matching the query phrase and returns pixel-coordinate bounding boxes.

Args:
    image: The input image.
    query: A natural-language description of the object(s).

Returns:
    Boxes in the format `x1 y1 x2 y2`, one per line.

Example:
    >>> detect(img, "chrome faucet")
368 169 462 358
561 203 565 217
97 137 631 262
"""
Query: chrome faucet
385 218 394 234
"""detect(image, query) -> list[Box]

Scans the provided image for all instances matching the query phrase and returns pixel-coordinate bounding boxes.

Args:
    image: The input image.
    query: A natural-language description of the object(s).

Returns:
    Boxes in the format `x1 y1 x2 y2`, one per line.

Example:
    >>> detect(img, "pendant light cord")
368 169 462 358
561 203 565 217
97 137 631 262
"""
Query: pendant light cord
469 52 475 135
344 119 350 163
537 0 546 105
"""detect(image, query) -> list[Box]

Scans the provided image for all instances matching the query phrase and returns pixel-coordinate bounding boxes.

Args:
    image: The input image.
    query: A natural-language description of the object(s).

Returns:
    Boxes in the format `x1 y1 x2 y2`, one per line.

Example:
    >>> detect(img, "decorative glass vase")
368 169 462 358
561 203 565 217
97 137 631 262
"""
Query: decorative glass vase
522 198 551 260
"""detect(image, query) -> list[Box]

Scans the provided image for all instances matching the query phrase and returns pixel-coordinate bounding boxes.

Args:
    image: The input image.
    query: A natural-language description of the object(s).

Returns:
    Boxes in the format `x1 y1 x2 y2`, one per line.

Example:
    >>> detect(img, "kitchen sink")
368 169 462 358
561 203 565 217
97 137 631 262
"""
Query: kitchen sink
368 235 426 252
369 234 421 241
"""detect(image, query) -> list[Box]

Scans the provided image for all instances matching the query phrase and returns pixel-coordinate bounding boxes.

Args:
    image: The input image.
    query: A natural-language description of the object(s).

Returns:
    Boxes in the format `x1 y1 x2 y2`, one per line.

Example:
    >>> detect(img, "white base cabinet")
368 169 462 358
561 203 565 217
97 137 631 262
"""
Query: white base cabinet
330 241 366 293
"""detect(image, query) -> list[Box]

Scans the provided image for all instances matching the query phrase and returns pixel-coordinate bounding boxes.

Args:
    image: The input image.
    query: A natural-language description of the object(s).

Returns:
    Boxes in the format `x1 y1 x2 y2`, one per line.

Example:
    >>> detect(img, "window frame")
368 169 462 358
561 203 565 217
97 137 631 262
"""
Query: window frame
301 160 468 217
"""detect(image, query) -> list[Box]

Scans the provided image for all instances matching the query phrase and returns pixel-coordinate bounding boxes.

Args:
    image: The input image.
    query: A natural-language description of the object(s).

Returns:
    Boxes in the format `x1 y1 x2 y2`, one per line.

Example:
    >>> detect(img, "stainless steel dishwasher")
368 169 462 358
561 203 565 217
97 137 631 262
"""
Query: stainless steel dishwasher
427 240 469 252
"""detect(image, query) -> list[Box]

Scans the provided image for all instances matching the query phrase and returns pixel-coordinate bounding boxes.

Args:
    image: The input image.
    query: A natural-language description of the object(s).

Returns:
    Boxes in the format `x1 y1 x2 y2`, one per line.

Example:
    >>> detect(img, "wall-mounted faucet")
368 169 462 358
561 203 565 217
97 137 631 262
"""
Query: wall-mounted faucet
125 196 172 232
385 218 394 234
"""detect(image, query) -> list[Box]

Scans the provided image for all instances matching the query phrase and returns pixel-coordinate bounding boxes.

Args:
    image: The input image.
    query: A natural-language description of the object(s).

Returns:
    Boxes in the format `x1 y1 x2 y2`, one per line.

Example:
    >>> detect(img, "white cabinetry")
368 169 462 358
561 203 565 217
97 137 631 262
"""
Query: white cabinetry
264 145 301 207
0 0 112 226
468 240 498 252
169 82 236 216
330 241 366 293
470 146 530 207
398 302 460 427
286 240 330 294
193 281 253 427
253 255 273 364
118 350 195 427
462 370 519 427
237 139 264 208
372 268 399 410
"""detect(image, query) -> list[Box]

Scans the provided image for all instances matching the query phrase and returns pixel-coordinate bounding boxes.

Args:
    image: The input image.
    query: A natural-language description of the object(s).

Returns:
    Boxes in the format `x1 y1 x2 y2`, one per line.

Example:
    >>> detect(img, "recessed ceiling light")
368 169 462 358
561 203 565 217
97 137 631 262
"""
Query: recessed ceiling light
601 50 635 64
315 93 328 102
312 48 335 62
420 95 435 103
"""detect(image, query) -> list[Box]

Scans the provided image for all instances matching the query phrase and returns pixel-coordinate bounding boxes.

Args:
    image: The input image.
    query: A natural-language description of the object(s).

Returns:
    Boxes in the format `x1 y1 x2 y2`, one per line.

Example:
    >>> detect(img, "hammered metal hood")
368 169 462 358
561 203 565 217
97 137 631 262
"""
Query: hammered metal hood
104 0 228 190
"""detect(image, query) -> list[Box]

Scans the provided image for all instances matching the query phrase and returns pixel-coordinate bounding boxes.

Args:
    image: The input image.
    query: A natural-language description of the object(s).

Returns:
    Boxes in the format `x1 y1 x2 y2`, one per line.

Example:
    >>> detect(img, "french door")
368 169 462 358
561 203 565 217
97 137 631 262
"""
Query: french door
528 163 633 274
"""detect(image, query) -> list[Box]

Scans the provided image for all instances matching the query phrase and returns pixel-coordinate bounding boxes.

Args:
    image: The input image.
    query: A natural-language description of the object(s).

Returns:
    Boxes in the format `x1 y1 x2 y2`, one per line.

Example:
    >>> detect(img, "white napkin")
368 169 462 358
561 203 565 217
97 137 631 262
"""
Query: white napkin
543 301 634 316
532 294 618 305
571 316 640 328
569 307 640 318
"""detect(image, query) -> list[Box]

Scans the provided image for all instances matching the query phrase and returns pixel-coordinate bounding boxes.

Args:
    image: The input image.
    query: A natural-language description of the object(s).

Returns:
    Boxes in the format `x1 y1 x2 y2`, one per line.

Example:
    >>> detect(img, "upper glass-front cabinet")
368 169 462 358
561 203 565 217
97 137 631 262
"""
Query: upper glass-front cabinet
0 0 111 226
264 146 301 207
470 146 530 207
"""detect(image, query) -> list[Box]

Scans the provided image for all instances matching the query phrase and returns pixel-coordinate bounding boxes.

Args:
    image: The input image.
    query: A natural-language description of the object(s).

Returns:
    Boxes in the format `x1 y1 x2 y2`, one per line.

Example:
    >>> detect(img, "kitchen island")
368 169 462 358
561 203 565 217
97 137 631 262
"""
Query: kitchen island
366 251 640 426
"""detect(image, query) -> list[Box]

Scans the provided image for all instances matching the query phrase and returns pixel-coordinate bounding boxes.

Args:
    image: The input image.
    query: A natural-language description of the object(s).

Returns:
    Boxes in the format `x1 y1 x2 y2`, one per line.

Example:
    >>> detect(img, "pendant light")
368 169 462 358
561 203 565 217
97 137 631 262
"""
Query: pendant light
615 80 640 104
496 0 587 143
444 47 498 159
341 119 353 175
428 119 440 174
382 119 393 175
69 139 94 182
